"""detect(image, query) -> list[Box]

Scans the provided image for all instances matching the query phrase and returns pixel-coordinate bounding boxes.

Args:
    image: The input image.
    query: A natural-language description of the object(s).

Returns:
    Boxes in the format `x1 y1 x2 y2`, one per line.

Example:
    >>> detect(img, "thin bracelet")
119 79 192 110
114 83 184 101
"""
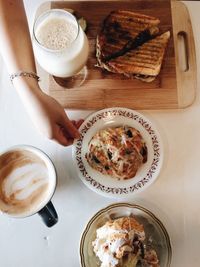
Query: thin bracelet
10 71 40 83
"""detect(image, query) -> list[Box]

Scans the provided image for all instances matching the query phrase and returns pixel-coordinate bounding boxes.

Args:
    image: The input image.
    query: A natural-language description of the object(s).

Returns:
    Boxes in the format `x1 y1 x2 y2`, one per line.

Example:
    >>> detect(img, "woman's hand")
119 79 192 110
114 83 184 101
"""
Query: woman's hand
0 0 83 146
21 87 83 146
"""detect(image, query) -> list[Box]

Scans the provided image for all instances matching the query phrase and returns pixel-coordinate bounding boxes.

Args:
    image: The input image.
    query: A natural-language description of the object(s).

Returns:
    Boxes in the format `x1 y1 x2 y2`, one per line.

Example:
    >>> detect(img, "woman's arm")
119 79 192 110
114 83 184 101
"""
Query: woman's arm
0 0 81 146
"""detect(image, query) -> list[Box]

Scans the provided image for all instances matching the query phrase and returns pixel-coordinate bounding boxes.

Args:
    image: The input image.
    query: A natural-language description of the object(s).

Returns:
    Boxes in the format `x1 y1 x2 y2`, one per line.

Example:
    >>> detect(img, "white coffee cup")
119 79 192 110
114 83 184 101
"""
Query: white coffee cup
0 145 58 227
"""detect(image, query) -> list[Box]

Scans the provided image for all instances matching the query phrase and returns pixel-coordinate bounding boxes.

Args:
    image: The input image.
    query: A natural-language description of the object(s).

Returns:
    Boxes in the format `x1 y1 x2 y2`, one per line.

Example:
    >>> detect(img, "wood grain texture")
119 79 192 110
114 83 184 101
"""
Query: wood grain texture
35 0 196 110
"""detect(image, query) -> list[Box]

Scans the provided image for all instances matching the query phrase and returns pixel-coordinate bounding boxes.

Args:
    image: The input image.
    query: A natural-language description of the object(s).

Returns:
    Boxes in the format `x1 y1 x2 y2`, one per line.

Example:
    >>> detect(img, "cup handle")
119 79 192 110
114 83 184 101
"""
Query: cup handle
38 201 58 227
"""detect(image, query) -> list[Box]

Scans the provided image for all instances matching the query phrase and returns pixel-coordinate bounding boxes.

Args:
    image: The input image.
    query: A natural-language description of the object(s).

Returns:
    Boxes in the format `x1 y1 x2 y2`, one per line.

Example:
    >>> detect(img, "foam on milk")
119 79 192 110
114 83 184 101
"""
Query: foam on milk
33 10 89 78
36 17 77 50
0 150 54 216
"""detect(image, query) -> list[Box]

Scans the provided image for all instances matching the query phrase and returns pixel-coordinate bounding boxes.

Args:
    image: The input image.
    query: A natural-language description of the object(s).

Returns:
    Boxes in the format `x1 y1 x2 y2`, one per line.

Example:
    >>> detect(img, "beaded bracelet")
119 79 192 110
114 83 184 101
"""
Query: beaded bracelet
10 71 40 83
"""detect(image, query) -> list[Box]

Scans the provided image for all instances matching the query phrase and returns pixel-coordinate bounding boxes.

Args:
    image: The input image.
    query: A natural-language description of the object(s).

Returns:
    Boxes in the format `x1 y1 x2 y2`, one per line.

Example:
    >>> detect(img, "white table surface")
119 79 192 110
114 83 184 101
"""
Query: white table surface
0 1 200 266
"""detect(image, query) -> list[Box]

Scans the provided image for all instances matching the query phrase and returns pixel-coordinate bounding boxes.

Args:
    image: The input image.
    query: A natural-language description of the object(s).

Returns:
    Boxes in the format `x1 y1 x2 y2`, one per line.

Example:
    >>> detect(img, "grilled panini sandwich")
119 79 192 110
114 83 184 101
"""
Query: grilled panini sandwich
96 10 170 82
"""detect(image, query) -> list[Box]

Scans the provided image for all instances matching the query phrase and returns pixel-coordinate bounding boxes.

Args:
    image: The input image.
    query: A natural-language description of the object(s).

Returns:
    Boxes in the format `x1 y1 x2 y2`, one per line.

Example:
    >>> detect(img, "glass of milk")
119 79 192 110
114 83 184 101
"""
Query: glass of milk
33 9 89 88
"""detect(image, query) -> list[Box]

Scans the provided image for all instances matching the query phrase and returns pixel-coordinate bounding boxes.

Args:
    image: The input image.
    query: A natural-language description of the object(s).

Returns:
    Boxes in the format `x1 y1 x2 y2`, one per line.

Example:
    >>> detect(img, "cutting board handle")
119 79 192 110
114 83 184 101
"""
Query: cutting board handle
171 1 197 108
177 31 189 72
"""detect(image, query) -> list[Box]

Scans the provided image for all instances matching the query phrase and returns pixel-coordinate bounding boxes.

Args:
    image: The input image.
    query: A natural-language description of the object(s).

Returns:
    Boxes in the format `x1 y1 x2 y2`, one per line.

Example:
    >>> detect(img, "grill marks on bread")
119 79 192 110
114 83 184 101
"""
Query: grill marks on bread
107 31 171 77
96 10 170 81
99 10 160 62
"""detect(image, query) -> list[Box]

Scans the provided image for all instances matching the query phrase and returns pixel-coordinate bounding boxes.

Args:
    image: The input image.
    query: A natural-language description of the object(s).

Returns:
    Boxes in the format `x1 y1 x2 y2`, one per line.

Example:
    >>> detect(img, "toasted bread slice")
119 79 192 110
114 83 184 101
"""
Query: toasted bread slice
107 31 170 76
97 10 160 62
97 31 170 81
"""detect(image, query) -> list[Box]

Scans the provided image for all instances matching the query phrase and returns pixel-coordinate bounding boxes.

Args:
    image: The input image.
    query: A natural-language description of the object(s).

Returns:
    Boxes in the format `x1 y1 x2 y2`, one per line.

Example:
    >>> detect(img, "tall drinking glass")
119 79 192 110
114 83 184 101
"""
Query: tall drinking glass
33 9 89 88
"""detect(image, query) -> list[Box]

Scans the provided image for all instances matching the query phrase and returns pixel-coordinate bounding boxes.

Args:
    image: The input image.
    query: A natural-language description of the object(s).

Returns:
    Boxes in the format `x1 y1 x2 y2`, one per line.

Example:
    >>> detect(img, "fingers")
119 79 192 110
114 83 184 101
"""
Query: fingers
53 124 74 146
71 119 84 129
75 119 84 129
62 115 80 139
53 117 84 146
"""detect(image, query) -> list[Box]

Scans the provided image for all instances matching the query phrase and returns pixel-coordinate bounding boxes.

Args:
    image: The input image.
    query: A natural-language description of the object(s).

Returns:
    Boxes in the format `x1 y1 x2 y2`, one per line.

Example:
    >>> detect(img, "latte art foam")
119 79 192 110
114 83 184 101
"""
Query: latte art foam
0 150 51 215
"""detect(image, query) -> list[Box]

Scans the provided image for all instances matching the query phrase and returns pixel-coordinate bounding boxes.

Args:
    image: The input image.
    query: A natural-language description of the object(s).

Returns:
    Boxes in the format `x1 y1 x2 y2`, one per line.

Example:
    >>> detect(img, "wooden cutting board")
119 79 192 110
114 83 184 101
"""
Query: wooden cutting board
36 0 196 110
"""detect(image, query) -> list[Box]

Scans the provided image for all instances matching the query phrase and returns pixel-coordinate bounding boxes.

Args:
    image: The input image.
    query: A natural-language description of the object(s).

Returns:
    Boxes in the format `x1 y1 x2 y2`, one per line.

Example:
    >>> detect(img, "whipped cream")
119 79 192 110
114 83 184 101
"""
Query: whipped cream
92 218 145 267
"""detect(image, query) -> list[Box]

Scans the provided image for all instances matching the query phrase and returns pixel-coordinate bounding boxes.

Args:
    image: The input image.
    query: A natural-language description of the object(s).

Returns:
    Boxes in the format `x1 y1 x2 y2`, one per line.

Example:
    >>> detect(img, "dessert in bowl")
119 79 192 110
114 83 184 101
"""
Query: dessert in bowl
93 216 159 267
80 203 171 267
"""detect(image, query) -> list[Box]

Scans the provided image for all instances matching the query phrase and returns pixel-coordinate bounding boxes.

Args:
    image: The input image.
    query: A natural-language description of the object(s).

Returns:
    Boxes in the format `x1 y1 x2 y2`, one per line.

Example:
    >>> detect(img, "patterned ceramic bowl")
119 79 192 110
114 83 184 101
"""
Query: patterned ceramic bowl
73 107 163 198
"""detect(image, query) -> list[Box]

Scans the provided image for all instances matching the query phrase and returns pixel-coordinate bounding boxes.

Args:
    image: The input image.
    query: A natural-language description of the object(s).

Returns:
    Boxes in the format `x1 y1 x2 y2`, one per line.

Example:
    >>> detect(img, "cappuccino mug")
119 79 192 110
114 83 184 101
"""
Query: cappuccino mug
0 145 58 227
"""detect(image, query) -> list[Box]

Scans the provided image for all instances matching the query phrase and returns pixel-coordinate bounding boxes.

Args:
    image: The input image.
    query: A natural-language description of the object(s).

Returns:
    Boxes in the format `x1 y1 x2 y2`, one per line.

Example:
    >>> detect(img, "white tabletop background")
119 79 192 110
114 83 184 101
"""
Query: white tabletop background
0 1 200 266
